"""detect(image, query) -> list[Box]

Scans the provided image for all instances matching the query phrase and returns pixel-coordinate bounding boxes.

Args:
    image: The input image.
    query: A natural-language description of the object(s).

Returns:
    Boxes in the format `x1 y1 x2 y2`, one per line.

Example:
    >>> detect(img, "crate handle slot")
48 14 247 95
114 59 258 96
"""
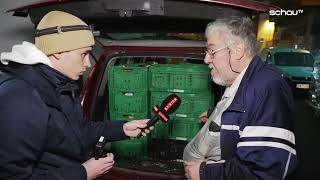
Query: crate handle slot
123 92 134 96
122 68 133 72
122 114 134 119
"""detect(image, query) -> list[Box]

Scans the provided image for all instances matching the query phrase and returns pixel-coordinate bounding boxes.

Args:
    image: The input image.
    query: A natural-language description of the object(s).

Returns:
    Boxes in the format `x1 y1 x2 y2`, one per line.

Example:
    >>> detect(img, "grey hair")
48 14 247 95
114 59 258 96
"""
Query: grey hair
205 17 258 57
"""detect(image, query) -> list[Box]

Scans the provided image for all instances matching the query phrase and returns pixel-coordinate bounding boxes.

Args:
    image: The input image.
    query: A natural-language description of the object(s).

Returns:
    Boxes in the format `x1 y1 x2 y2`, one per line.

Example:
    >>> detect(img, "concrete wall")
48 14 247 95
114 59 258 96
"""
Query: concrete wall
0 1 37 53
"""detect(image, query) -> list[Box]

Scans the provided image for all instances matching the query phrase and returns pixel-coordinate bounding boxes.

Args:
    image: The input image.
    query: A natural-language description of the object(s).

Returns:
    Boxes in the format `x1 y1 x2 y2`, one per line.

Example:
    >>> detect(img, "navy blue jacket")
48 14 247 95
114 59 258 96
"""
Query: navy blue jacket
0 63 127 180
200 57 297 180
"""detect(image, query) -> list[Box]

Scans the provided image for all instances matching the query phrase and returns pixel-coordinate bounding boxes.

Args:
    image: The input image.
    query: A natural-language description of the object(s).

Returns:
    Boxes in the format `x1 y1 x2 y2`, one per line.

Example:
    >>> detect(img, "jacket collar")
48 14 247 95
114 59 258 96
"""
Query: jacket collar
226 56 265 112
35 64 79 94
1 63 79 110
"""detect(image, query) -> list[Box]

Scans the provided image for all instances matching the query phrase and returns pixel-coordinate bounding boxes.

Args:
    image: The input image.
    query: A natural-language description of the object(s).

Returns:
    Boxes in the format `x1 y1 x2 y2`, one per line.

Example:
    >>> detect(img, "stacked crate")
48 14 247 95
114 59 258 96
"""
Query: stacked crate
149 63 214 141
108 64 149 157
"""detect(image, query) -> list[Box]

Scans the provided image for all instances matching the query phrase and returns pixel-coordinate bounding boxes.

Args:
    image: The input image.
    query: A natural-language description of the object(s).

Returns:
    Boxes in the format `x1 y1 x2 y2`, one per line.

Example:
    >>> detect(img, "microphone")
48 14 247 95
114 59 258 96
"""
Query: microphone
137 94 181 137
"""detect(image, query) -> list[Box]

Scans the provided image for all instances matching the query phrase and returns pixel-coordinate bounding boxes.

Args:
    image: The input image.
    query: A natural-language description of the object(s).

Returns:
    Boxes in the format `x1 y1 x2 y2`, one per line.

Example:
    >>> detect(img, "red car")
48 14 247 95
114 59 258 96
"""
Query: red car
8 1 276 179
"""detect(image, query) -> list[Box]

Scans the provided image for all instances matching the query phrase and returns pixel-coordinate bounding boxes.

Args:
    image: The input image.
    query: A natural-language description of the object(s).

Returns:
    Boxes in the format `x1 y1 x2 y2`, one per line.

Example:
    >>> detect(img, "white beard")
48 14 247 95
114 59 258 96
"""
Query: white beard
212 76 227 86
209 63 228 86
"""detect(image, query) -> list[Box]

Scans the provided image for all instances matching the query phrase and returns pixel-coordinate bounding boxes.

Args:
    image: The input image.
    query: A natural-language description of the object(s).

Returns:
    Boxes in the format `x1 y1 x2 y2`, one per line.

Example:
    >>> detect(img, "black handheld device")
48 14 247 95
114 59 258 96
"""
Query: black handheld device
94 136 106 160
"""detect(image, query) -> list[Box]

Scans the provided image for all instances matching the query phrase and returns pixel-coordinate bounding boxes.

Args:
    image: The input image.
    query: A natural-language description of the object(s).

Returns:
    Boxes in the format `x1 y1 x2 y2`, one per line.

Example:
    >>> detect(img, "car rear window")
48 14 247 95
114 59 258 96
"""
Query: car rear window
274 52 314 67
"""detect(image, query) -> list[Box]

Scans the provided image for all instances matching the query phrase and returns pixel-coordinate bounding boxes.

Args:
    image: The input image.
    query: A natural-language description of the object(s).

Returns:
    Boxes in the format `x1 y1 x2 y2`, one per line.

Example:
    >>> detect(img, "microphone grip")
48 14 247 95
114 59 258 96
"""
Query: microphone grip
137 115 158 138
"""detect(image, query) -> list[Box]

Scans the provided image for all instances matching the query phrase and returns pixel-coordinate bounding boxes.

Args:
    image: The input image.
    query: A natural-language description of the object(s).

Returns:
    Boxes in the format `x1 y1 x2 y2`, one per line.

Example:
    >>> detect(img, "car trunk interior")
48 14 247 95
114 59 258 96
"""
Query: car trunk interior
89 51 224 174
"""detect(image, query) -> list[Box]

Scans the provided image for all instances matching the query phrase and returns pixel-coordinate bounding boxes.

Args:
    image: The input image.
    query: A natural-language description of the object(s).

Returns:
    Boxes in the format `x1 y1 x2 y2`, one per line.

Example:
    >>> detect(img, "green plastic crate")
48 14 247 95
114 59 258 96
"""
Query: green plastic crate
111 137 148 157
109 91 148 114
108 64 149 92
151 121 170 139
110 111 148 121
169 117 202 141
149 64 211 93
150 91 213 118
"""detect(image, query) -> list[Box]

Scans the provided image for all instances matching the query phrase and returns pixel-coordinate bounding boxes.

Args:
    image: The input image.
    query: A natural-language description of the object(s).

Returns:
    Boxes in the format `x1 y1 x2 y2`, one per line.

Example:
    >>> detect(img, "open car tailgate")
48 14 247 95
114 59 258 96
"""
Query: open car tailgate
7 0 278 26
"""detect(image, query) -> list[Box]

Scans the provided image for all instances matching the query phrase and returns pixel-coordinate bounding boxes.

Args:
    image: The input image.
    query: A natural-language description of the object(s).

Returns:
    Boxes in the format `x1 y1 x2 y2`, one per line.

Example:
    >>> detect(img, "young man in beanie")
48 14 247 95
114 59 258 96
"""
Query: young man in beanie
0 11 151 180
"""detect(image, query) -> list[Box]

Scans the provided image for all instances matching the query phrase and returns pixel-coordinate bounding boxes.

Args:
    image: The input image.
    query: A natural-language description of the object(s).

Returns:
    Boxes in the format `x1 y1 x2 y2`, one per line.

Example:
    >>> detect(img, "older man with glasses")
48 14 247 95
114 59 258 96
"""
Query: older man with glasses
183 17 297 180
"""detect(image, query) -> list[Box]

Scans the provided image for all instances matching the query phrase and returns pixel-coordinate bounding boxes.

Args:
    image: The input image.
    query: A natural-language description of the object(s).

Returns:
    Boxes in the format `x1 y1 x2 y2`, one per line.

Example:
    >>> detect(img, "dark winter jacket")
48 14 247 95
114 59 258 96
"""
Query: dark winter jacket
200 56 297 180
0 62 127 180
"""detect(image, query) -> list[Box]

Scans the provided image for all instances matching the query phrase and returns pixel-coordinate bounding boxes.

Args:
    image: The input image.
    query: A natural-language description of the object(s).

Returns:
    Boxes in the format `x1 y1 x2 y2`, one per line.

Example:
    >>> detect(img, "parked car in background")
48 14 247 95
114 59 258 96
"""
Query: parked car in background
7 0 277 179
260 47 315 92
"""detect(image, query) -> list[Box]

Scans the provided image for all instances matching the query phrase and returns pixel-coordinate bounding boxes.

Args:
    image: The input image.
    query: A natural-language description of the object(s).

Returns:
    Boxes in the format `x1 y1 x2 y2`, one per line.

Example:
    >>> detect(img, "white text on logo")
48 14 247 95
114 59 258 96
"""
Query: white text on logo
269 9 303 16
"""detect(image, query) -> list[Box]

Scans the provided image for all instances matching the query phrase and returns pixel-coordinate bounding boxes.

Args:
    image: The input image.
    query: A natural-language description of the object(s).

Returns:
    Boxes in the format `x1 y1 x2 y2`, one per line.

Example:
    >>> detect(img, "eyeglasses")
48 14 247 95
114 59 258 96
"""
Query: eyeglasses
204 46 229 59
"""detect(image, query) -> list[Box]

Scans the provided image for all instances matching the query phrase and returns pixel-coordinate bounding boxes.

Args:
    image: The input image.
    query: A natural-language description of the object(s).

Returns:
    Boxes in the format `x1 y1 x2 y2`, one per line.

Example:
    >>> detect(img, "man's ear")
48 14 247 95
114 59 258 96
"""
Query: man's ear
234 42 245 60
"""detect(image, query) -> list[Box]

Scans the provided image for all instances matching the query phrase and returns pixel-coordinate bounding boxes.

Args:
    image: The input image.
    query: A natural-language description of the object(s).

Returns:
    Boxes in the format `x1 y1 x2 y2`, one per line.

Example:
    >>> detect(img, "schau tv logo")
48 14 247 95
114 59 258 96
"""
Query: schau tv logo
269 9 304 16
